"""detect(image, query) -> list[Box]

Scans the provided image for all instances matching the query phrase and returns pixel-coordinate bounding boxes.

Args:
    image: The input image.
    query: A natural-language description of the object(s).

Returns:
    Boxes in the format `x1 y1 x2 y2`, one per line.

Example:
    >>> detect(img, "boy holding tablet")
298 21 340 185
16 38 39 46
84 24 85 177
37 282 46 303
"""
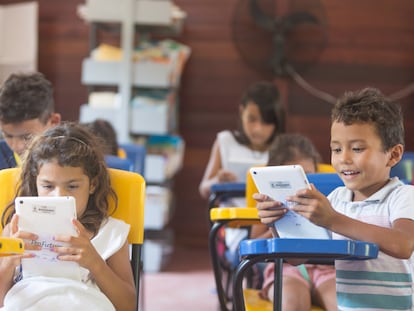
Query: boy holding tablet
254 87 414 310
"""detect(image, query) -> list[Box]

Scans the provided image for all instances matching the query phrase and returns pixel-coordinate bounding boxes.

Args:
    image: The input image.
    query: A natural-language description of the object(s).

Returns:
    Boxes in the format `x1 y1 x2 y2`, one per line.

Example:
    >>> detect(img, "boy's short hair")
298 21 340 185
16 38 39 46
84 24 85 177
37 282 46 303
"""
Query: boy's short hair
0 72 54 124
332 87 405 151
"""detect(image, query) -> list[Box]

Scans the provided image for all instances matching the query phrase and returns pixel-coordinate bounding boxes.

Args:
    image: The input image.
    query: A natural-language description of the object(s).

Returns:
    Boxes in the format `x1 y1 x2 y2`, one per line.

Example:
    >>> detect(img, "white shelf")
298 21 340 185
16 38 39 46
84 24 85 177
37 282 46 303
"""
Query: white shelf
78 1 185 272
144 186 172 229
82 57 179 88
77 0 173 25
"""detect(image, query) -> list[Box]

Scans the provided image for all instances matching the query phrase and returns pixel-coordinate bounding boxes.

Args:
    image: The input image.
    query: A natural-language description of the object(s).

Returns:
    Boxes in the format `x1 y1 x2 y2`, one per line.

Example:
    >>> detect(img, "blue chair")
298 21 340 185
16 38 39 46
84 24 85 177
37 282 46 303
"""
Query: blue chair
307 172 344 195
105 155 134 172
119 143 146 175
390 151 414 184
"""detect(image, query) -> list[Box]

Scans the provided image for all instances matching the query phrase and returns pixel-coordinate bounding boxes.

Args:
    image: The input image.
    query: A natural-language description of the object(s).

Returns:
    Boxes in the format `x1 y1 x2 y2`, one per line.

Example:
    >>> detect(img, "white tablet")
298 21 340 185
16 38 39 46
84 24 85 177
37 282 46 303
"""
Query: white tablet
15 196 81 280
250 165 331 239
227 158 265 182
16 196 77 237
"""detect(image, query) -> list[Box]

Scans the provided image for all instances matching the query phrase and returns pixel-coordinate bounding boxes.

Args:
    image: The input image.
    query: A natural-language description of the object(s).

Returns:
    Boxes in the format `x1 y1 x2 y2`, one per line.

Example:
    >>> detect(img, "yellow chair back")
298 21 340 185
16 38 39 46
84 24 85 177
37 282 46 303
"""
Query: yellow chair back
317 163 336 173
0 167 145 244
106 168 146 244
246 170 258 208
0 168 20 235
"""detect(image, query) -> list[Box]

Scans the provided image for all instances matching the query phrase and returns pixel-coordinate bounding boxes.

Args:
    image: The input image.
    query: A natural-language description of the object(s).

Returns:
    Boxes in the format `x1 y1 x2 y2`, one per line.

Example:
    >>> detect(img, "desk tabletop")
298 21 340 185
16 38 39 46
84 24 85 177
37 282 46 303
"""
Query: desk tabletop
240 238 378 260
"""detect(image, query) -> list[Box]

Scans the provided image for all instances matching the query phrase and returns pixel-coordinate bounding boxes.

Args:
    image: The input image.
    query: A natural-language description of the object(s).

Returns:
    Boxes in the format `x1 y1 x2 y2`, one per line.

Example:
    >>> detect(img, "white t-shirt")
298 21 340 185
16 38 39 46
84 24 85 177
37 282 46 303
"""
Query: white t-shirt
218 130 268 183
2 217 130 311
328 177 414 311
217 130 269 252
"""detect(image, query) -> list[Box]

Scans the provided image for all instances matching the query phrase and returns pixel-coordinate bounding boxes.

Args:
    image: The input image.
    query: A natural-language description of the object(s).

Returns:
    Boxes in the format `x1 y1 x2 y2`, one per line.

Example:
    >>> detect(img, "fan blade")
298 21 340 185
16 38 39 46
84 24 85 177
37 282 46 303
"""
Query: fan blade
249 0 275 31
281 11 319 33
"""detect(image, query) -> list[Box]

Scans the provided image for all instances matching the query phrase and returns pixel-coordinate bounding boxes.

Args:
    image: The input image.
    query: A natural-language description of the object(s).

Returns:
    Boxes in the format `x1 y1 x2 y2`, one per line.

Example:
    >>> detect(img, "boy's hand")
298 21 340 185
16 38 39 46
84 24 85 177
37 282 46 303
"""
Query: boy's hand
253 193 288 225
287 184 337 228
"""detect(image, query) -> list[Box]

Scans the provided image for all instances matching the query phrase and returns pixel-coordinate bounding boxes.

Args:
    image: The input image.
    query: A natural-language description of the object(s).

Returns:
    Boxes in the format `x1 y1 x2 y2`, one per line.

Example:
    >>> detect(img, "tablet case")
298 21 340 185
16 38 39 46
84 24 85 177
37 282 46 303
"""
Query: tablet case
250 165 332 239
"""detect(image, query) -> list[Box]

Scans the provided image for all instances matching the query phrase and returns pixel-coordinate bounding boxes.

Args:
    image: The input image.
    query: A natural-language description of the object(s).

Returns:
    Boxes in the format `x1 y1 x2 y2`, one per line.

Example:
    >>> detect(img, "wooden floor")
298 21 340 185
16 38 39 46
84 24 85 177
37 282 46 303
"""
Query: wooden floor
143 241 219 311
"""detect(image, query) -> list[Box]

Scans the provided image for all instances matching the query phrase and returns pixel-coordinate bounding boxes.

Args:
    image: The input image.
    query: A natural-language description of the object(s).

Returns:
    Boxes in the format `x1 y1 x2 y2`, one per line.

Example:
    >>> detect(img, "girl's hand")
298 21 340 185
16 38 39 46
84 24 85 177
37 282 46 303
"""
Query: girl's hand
9 214 40 251
253 193 288 225
287 184 337 228
53 219 101 270
1 215 38 271
217 169 238 183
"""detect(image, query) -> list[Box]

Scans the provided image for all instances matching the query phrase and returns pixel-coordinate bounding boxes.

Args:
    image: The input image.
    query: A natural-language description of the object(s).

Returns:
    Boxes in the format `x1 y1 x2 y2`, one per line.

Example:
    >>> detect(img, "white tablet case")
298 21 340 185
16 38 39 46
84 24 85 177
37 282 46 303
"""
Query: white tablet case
15 196 81 280
250 165 331 239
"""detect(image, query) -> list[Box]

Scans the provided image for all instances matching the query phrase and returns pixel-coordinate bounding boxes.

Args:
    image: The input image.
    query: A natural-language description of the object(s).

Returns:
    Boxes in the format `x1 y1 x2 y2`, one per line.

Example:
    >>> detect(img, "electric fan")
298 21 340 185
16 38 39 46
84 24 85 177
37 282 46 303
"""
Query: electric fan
233 0 336 103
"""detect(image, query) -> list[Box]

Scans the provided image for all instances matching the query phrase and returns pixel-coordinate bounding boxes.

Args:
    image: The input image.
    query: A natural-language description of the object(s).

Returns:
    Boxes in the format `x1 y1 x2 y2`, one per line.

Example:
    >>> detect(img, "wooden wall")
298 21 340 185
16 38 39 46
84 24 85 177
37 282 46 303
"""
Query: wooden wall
2 0 414 246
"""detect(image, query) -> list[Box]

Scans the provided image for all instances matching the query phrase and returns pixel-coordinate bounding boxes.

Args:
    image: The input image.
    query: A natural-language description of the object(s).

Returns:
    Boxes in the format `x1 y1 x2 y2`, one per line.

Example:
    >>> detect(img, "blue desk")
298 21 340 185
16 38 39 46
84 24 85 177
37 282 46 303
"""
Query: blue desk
233 238 379 311
208 182 246 210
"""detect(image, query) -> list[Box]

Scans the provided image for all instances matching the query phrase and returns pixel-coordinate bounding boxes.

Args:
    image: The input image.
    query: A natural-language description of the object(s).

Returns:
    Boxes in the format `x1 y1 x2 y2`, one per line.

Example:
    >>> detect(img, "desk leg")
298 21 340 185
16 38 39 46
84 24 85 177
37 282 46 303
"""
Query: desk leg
209 222 230 311
273 258 283 311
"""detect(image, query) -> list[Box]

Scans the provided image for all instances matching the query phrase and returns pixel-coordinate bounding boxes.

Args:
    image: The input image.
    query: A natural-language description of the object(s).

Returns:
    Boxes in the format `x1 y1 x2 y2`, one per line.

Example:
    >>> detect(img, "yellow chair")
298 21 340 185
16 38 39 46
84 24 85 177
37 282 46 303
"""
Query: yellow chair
0 167 145 310
209 164 338 311
0 237 24 256
317 163 336 173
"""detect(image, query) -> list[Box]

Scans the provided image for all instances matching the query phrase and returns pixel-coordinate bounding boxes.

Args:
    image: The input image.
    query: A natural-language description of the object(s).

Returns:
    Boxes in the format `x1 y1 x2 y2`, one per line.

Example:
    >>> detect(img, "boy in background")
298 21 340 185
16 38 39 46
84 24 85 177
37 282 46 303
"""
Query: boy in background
0 72 61 169
254 87 414 310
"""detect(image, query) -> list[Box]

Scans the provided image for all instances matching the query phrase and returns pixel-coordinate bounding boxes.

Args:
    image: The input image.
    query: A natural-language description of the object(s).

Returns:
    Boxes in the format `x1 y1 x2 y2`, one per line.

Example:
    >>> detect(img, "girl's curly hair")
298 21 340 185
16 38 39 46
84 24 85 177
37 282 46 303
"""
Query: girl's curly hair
1 121 117 235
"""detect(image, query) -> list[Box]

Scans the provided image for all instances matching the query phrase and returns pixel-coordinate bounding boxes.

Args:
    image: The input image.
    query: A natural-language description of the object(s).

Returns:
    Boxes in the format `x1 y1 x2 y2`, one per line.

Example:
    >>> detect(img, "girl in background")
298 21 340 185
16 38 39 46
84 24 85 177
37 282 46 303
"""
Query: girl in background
199 80 285 200
199 81 285 271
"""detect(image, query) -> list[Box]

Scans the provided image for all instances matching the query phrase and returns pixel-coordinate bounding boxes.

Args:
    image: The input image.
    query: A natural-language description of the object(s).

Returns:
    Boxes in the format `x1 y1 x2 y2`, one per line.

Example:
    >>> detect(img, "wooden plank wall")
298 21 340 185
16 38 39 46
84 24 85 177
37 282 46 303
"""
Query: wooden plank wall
1 0 414 246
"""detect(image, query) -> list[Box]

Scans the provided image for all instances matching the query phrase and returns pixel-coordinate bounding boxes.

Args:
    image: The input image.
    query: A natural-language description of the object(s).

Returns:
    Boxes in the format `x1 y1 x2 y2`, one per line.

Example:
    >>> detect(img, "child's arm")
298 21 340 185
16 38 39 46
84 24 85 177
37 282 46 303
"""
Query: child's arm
250 223 273 239
290 186 414 259
0 255 18 307
91 241 136 311
54 219 136 311
0 228 19 307
330 214 414 259
199 139 238 199
0 217 38 307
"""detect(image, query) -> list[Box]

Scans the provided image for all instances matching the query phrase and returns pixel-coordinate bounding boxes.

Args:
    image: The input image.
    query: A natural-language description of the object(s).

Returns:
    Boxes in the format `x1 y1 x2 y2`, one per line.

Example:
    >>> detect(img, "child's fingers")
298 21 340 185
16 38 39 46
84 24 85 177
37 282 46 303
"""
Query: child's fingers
252 192 272 202
10 214 19 235
71 218 87 237
257 208 287 226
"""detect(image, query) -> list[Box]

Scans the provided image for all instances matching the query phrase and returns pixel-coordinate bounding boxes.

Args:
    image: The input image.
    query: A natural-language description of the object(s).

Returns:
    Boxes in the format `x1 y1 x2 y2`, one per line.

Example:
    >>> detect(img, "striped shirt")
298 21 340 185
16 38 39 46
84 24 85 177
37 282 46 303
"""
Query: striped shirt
328 178 414 311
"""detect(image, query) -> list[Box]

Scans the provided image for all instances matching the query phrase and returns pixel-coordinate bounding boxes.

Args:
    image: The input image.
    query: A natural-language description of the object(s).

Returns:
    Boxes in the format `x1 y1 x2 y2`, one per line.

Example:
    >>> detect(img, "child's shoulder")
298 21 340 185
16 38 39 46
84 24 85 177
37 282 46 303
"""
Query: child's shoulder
217 130 234 140
389 179 414 197
217 130 240 147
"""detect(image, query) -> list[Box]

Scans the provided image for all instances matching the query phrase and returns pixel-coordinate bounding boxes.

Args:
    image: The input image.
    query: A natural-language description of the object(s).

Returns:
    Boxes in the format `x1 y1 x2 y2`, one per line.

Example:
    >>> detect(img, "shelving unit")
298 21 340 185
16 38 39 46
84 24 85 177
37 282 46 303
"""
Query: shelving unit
77 0 189 272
